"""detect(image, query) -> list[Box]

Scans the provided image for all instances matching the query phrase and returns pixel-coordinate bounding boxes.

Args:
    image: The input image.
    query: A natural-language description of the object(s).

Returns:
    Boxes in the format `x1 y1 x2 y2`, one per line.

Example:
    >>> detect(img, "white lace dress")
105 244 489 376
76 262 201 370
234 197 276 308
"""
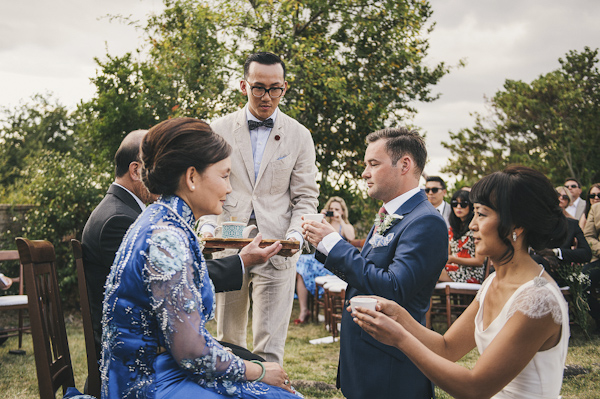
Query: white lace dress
474 270 570 399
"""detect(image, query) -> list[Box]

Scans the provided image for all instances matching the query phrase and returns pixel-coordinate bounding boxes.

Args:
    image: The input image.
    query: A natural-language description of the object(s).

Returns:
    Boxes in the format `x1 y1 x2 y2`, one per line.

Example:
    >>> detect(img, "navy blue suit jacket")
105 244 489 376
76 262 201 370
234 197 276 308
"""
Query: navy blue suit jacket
319 190 448 399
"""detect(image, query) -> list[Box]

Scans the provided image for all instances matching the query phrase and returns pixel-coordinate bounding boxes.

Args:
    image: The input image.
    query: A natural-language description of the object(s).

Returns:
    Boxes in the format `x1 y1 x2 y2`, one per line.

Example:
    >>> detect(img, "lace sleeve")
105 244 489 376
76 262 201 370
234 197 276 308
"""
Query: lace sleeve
145 228 245 394
506 277 563 324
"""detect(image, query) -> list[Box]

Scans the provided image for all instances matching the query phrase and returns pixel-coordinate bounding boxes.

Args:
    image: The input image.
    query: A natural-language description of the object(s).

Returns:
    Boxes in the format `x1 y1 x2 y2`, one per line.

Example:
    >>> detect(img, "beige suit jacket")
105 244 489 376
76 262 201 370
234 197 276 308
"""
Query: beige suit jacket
203 107 319 268
584 202 600 262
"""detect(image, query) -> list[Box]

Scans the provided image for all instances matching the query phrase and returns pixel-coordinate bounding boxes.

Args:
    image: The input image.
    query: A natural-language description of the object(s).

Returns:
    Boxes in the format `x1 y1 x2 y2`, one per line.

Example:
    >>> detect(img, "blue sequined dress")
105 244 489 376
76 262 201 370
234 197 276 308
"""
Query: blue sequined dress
100 195 300 399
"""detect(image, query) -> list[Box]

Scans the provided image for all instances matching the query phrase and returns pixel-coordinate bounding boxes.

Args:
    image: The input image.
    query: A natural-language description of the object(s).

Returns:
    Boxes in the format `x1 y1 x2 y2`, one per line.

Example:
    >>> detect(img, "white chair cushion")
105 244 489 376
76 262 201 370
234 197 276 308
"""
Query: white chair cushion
315 275 342 284
325 282 348 292
0 295 28 307
435 282 482 291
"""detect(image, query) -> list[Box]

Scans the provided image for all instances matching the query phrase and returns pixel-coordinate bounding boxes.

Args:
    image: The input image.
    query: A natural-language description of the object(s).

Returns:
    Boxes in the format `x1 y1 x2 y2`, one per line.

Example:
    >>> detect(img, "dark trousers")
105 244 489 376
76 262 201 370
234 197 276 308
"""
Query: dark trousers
583 260 600 329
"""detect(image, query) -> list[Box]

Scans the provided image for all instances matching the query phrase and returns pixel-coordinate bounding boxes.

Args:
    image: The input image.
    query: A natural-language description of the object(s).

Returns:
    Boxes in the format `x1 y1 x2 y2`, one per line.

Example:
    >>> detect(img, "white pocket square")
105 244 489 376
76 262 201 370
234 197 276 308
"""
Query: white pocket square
369 232 395 248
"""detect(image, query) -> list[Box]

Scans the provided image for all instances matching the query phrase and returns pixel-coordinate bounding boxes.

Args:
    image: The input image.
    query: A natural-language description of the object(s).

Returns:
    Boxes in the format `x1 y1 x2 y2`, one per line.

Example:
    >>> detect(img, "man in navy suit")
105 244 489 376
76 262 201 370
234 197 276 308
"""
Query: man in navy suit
305 127 448 399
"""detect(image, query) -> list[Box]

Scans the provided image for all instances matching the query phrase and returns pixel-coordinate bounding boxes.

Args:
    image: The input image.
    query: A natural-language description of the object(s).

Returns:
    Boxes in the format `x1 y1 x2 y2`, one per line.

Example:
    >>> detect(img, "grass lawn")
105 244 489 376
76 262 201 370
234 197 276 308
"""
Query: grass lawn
1 302 598 398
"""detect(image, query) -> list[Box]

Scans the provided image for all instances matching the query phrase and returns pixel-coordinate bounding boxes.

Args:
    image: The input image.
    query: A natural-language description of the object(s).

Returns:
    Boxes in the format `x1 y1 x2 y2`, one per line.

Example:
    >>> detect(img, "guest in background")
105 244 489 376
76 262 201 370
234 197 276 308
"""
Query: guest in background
294 196 355 324
557 186 575 218
438 189 485 284
579 183 600 230
101 117 300 398
565 177 586 220
425 176 450 227
530 188 592 286
353 166 570 399
583 202 600 335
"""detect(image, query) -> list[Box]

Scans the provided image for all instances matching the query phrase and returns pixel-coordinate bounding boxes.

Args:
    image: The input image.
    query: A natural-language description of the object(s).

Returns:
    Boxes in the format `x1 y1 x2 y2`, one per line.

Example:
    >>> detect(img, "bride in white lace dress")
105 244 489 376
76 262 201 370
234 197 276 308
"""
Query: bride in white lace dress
352 166 570 399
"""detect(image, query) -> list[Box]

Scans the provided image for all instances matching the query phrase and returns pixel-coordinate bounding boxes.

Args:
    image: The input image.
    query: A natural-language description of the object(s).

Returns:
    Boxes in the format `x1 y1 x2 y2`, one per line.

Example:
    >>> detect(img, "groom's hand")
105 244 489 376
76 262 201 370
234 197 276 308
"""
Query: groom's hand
302 218 336 247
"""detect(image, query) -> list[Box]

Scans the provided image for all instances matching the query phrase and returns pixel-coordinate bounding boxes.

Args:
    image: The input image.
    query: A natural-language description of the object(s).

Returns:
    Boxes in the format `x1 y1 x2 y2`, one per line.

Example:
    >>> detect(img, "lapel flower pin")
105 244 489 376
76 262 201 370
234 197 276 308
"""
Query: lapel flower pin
374 213 403 235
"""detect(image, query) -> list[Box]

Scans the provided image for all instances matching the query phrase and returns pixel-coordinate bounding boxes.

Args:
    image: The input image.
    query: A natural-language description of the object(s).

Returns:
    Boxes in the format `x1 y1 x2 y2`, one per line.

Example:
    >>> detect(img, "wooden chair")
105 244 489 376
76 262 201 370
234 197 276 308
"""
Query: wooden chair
324 280 347 339
427 259 491 329
16 238 76 399
0 249 29 349
313 275 342 324
71 239 101 398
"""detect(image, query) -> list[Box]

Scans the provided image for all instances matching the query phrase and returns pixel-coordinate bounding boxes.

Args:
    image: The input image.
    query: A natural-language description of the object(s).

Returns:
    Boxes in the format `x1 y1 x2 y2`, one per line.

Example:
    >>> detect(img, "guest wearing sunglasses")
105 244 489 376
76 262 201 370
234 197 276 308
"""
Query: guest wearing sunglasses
564 177 586 220
438 189 486 284
580 183 600 230
425 176 450 227
556 186 575 219
530 187 592 286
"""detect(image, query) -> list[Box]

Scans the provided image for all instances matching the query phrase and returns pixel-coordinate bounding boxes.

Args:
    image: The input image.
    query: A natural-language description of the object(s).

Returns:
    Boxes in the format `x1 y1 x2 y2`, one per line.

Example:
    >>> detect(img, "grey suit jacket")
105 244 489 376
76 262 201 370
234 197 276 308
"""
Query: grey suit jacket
205 107 319 268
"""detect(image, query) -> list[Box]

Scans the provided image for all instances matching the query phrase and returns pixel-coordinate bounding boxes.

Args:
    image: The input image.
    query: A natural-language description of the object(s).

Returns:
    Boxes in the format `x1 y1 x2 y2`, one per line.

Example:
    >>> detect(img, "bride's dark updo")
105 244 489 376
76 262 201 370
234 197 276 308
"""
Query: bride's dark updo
470 165 568 263
141 117 231 196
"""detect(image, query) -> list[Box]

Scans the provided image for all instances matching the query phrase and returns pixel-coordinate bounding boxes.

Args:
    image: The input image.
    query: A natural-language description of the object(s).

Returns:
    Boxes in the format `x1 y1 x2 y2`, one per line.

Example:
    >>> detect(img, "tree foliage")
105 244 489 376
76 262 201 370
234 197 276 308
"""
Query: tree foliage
443 47 600 187
87 0 449 187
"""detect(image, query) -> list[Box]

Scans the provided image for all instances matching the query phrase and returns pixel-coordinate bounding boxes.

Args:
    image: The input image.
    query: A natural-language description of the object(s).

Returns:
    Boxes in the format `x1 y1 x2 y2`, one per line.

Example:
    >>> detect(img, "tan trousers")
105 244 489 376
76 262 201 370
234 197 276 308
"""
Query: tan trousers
215 258 296 365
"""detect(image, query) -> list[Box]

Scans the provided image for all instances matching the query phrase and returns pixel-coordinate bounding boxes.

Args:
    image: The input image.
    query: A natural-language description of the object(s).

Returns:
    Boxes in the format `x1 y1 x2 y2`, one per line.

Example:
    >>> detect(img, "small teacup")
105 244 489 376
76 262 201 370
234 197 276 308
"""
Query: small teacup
216 222 246 239
350 297 377 313
303 213 325 223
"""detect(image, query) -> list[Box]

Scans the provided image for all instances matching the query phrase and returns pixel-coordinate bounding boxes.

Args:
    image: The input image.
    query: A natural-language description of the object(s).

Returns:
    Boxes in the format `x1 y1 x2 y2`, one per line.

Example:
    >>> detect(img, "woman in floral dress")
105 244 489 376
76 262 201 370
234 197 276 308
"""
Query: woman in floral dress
439 189 486 284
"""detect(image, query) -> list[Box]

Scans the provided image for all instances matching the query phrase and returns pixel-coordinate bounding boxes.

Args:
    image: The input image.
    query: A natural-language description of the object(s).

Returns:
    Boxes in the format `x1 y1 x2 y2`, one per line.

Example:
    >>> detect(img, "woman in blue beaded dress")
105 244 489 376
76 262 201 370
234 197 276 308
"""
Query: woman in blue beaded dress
100 118 302 398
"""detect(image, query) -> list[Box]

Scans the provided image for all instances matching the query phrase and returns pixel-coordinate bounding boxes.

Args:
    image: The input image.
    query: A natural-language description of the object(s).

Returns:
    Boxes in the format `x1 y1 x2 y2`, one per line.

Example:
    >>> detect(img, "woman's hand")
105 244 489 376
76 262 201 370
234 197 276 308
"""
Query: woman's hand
347 296 406 323
352 306 408 349
260 362 295 393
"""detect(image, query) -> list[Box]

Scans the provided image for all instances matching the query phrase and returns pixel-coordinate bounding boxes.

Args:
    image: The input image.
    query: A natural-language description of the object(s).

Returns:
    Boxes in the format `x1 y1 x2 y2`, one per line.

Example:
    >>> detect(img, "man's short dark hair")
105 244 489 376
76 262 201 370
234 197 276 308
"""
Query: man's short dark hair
366 127 427 176
426 176 447 190
114 130 147 178
564 177 581 188
243 52 286 80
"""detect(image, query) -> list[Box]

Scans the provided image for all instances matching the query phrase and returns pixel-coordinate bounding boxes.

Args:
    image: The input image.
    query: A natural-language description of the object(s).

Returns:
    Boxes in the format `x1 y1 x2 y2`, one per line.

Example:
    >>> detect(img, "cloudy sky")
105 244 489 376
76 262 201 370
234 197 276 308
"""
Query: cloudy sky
1 0 599 185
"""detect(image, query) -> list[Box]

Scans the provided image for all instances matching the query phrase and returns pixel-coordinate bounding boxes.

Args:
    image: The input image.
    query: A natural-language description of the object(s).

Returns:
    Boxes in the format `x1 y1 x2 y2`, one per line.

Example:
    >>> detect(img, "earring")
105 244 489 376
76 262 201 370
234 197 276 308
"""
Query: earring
512 231 517 242
191 186 195 190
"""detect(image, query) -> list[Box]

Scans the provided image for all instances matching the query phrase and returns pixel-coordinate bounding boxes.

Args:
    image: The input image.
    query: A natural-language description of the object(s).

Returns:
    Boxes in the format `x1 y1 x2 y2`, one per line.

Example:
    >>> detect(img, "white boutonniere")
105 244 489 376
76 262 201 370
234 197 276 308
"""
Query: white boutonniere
374 213 403 235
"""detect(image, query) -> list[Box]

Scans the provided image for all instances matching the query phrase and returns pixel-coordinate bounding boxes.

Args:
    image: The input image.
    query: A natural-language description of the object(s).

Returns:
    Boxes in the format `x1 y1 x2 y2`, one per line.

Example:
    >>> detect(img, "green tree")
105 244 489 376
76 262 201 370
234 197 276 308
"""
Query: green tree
14 150 110 306
443 47 600 186
89 0 449 181
0 94 76 192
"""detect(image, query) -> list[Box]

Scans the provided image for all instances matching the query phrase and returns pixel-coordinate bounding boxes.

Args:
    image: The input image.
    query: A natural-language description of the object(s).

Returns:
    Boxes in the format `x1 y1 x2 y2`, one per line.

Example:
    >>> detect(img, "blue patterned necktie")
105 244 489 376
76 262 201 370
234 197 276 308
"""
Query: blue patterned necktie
248 118 274 131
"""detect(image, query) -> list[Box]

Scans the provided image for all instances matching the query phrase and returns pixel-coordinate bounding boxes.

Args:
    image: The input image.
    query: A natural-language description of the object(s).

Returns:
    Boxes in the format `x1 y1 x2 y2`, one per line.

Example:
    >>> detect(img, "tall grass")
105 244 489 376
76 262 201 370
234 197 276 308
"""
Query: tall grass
1 304 598 398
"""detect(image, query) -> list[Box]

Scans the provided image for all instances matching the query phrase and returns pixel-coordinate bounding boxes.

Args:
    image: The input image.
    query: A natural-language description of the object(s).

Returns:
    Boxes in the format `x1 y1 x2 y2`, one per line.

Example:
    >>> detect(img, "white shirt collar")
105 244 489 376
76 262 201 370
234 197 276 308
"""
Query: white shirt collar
112 183 146 211
245 105 279 124
435 201 446 213
382 187 421 214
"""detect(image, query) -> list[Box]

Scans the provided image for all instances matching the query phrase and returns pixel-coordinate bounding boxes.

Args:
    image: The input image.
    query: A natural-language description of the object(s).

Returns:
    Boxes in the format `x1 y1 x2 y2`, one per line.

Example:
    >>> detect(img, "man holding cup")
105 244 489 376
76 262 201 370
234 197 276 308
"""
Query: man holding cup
304 128 447 399
199 52 319 365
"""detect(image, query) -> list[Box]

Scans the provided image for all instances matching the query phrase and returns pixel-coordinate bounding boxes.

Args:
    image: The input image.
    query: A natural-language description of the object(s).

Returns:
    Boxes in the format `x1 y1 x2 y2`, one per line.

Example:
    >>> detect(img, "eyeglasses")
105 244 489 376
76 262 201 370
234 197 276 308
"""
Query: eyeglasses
424 187 442 194
451 200 470 208
558 195 570 201
565 184 579 189
245 82 285 98
589 193 600 199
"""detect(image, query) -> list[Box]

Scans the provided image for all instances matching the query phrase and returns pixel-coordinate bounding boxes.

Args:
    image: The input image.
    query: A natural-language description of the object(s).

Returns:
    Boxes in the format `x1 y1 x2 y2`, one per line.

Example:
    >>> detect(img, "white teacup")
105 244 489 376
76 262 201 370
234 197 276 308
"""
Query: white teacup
303 213 325 223
350 297 377 313
215 221 246 239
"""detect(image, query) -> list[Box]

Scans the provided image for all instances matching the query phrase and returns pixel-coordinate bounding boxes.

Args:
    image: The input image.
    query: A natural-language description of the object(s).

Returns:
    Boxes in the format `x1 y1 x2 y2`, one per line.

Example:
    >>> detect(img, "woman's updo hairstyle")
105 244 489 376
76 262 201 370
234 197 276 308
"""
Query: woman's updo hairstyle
470 165 567 263
141 117 231 196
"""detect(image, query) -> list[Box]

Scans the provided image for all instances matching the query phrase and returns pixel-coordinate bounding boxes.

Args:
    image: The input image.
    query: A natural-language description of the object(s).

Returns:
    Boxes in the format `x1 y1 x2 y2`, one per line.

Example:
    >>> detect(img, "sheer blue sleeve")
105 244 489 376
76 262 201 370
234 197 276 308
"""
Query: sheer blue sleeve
145 227 246 394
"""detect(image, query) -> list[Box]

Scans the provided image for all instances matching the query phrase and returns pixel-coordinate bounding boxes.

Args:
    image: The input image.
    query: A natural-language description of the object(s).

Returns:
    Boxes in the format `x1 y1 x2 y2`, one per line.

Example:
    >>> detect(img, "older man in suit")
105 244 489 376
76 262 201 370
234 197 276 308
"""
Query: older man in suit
82 129 280 362
304 128 448 398
200 52 319 365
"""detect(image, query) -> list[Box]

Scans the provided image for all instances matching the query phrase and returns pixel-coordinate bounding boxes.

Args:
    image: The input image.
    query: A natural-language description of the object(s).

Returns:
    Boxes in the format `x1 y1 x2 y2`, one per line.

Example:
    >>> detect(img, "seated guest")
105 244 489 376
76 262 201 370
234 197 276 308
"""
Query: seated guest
580 183 600 230
294 196 355 324
353 166 570 398
530 188 592 286
101 118 301 398
438 189 485 284
583 202 600 335
557 185 575 218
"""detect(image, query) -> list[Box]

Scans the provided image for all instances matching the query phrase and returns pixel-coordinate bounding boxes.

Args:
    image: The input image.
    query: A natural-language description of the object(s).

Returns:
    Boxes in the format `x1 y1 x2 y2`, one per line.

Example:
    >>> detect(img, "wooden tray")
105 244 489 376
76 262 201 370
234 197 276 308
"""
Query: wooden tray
202 238 300 257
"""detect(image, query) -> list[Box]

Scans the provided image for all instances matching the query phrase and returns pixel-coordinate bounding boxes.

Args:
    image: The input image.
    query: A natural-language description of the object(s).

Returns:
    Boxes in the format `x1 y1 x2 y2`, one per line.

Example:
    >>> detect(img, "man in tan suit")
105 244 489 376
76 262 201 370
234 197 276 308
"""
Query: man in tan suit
201 52 319 364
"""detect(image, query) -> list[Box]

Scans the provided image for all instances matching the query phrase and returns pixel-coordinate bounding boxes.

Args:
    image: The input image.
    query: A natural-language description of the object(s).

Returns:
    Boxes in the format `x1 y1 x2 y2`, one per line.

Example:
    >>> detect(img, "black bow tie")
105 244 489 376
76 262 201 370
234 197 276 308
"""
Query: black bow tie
248 118 274 130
